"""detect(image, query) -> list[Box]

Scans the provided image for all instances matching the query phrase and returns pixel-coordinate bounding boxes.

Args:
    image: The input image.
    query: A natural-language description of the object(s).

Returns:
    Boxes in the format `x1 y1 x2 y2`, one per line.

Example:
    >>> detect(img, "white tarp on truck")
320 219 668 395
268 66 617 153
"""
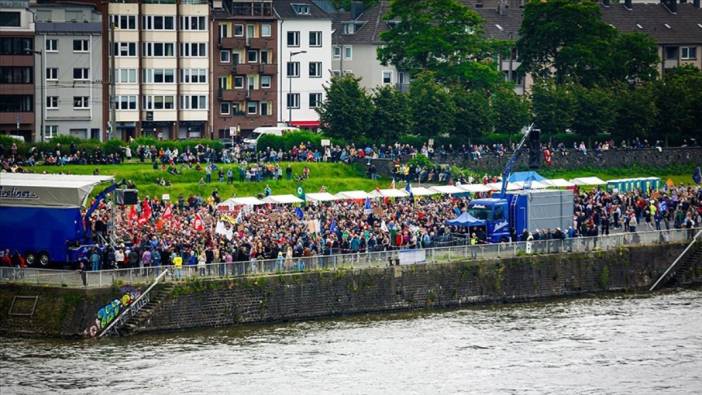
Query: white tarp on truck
0 173 113 208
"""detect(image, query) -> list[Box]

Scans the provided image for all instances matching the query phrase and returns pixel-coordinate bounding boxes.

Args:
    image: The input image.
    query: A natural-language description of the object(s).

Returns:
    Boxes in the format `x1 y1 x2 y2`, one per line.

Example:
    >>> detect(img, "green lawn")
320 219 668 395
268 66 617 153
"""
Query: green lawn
34 162 388 199
31 162 697 199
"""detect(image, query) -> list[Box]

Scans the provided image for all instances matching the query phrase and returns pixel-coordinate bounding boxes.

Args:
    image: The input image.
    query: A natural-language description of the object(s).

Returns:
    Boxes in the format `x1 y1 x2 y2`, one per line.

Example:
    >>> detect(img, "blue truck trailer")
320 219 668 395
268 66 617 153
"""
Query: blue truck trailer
0 173 115 267
466 190 574 243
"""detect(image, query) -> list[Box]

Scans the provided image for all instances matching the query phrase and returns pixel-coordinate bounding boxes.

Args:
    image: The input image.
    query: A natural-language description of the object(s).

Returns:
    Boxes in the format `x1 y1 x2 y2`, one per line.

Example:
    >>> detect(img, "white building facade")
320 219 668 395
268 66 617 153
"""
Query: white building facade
276 1 332 128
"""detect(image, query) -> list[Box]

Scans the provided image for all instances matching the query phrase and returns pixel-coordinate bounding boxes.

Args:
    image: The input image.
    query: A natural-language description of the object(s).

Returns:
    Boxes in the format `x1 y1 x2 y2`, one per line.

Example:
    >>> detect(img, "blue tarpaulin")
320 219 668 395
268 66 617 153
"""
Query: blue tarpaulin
446 212 486 227
508 171 546 183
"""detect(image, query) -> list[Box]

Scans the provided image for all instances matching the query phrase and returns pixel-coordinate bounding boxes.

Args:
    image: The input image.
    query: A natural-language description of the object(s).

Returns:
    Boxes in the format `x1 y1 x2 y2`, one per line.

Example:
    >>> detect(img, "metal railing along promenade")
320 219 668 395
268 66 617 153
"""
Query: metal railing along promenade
1 227 699 289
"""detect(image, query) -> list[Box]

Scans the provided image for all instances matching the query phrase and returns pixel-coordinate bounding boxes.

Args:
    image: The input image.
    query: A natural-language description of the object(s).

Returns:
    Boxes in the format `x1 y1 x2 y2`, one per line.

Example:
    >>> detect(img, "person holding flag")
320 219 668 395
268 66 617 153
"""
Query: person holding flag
405 182 414 204
693 167 702 185
296 185 306 203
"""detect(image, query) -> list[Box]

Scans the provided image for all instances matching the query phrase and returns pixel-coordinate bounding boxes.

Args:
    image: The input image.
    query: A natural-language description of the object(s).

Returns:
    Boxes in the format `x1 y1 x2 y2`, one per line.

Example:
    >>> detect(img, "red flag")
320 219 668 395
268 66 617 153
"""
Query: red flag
193 213 205 232
128 205 138 221
138 199 152 225
155 218 165 231
163 204 173 219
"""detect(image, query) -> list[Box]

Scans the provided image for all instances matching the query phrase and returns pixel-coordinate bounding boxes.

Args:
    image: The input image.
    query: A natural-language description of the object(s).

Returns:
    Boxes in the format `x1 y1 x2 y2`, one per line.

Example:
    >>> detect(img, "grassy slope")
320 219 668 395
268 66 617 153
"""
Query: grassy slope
34 162 389 198
31 162 696 199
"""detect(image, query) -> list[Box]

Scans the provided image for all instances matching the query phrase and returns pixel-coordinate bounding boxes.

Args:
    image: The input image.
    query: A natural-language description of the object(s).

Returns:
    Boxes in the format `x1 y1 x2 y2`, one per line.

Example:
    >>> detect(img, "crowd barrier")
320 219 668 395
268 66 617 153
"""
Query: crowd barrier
1 227 699 288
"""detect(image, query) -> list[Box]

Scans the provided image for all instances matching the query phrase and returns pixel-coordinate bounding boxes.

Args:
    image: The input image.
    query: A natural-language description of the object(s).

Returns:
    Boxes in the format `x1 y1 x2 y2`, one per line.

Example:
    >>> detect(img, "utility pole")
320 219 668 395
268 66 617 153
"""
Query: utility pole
288 50 306 126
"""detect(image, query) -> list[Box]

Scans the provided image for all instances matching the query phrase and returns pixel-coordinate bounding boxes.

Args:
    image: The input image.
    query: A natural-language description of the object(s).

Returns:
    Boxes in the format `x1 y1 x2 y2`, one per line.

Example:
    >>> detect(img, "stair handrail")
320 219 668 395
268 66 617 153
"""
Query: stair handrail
649 230 702 291
99 268 169 337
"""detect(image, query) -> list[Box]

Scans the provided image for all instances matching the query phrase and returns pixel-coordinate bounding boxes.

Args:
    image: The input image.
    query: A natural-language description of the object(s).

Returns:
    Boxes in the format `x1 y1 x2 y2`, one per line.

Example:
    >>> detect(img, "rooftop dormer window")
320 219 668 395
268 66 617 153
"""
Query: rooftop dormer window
342 22 355 35
292 4 310 15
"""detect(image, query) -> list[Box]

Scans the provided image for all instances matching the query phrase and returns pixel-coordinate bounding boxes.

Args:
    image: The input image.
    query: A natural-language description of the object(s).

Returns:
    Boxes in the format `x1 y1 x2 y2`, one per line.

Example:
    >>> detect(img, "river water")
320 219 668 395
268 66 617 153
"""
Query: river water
1 289 701 394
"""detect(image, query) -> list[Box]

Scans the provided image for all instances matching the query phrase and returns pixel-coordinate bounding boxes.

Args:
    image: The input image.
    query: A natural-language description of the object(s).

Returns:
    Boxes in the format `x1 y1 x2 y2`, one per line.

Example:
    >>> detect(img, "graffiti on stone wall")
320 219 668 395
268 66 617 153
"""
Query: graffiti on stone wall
83 286 141 338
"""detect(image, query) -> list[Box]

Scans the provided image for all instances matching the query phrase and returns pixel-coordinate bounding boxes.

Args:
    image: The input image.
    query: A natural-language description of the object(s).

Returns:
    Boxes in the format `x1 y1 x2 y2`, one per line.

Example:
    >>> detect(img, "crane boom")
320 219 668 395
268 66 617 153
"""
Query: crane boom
500 123 536 196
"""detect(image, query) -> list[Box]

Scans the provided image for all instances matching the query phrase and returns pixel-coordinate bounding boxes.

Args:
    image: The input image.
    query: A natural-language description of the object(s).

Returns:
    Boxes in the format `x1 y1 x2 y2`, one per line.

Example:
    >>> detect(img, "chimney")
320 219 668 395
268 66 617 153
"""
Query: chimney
625 0 632 9
350 1 364 19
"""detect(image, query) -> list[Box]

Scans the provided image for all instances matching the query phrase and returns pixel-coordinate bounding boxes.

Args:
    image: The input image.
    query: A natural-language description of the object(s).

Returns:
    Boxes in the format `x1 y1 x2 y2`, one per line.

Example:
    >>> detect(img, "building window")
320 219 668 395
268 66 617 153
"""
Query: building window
0 11 21 27
114 95 136 110
342 23 355 35
46 67 58 80
247 101 257 114
73 96 90 109
181 95 208 110
0 37 33 55
309 31 322 47
261 75 272 88
665 46 678 60
73 68 89 80
73 39 89 52
142 15 175 31
0 67 32 84
681 47 697 60
382 71 392 84
292 4 310 15
344 46 352 60
143 42 175 57
287 62 300 78
180 69 207 84
234 76 245 89
180 42 207 57
143 95 175 110
143 68 175 84
261 23 272 37
45 39 58 52
220 102 231 115
111 15 136 30
260 101 270 115
234 24 244 37
287 93 300 109
333 46 341 59
46 96 59 110
117 68 137 84
113 42 137 57
44 125 58 139
220 50 230 63
287 31 300 47
247 24 255 39
218 23 229 38
180 16 207 31
309 93 322 108
247 50 258 63
309 62 323 78
261 50 270 64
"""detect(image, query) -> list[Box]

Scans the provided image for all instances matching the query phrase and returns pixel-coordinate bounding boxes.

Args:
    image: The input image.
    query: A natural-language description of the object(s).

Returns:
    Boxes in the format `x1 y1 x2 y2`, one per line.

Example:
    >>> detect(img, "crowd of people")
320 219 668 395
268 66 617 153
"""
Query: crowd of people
74 182 702 273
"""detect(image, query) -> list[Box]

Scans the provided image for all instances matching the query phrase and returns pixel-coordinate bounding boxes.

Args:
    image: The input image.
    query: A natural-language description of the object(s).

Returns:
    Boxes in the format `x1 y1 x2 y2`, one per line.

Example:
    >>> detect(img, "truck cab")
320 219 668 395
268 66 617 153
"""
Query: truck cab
467 198 511 243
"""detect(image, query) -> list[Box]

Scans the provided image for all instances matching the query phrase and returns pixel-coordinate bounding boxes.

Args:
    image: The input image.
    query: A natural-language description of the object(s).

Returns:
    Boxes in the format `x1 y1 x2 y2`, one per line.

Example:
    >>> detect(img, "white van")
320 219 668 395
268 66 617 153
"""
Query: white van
243 126 299 149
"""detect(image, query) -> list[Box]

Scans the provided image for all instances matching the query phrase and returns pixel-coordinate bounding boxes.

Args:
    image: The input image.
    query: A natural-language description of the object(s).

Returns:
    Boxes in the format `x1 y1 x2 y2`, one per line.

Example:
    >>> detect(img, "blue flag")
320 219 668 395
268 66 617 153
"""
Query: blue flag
295 207 304 219
694 167 702 185
659 200 668 213
406 182 414 201
330 219 337 233
364 197 372 214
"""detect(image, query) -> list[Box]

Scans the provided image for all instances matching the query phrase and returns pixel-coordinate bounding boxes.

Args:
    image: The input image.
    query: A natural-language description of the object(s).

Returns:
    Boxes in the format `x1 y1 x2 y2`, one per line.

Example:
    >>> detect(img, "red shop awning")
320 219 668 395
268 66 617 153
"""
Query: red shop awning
289 120 320 128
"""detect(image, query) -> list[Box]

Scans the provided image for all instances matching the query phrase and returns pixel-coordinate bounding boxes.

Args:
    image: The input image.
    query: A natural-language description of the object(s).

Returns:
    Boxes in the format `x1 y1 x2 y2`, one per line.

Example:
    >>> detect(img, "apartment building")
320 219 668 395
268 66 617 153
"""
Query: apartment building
32 2 104 141
329 1 409 92
0 1 35 142
276 0 331 128
108 0 210 140
211 0 278 137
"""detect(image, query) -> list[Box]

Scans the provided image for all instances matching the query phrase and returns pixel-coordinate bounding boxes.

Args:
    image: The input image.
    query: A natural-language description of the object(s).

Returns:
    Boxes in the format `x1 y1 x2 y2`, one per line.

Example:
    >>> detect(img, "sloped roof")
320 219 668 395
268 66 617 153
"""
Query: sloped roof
600 3 702 45
332 0 392 45
273 0 330 20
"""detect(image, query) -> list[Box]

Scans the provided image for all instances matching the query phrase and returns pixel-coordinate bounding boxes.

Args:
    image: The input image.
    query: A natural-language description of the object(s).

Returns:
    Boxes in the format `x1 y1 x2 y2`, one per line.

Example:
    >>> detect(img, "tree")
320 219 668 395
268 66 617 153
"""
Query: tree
612 83 657 142
653 66 702 144
409 73 455 138
531 81 576 136
370 85 413 143
452 89 493 142
491 88 530 139
378 0 503 88
317 75 373 140
606 32 659 83
570 85 616 139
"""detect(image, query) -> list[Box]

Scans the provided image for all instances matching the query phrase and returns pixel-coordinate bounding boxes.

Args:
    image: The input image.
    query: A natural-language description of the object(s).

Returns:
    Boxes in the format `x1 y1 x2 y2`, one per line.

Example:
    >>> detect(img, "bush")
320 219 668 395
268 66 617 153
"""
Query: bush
103 139 126 155
129 138 222 154
258 131 322 151
407 154 434 168
398 134 426 148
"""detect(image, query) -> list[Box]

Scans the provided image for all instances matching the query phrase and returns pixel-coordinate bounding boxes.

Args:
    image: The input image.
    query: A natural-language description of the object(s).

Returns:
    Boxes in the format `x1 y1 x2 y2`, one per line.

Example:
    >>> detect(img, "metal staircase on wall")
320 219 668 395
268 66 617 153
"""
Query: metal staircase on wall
650 230 702 291
99 269 171 337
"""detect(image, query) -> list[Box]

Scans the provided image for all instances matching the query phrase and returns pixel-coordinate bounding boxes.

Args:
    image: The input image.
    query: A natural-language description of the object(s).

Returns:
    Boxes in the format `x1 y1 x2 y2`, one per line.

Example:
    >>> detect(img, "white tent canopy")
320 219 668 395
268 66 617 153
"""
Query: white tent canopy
429 185 466 195
544 178 576 188
511 180 550 190
409 186 437 196
570 176 606 186
305 192 339 202
0 173 114 208
218 196 264 209
485 182 520 191
458 184 491 193
369 188 409 198
336 190 369 200
263 194 304 204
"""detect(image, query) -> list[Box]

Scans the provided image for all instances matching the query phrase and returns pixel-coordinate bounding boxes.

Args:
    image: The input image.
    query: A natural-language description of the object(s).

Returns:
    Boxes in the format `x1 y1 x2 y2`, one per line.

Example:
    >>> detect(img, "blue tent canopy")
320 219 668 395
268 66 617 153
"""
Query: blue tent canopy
446 212 486 227
508 171 545 183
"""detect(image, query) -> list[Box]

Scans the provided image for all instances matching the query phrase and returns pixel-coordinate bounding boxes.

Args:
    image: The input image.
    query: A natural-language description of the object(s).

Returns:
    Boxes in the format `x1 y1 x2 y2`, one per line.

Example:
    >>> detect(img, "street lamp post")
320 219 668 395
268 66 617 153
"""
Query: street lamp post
288 50 307 126
26 48 44 143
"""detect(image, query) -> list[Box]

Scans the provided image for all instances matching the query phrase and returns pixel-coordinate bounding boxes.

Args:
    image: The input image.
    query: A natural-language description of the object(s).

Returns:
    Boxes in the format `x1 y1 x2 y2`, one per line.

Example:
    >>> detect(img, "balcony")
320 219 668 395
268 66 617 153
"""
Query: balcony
259 63 276 75
235 63 261 75
248 37 274 49
218 88 246 102
0 112 33 125
219 36 246 49
247 89 274 102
